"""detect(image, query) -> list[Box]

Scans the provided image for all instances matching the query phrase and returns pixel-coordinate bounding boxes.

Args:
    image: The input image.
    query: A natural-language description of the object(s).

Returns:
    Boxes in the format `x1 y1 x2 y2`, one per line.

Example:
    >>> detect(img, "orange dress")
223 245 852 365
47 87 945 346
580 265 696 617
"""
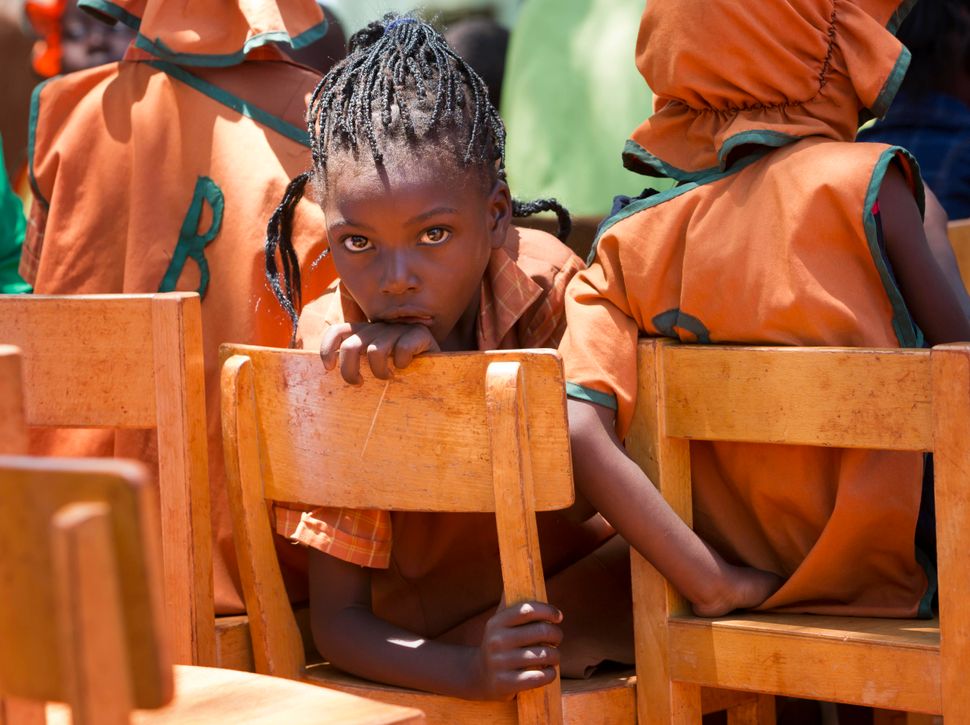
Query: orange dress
21 0 336 614
559 0 933 617
278 227 635 677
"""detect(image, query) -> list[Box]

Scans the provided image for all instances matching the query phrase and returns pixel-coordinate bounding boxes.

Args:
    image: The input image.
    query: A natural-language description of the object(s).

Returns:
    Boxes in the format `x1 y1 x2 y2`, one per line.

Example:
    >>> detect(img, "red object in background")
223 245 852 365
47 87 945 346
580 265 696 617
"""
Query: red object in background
25 0 68 77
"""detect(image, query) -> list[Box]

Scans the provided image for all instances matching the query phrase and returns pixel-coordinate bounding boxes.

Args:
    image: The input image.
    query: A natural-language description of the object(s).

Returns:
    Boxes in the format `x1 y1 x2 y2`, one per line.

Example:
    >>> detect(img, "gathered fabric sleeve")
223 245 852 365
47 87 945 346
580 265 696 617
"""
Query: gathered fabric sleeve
275 281 391 568
558 232 642 440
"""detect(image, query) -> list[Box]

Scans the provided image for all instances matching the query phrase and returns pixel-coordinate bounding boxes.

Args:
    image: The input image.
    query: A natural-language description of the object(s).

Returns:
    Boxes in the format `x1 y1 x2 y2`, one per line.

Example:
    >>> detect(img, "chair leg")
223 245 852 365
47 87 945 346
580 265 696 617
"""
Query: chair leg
726 696 775 725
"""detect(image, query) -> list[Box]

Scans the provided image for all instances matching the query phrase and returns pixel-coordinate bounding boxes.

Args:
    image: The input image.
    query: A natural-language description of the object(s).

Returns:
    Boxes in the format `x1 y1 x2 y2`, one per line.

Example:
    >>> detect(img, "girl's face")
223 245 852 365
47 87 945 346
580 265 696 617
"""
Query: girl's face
322 155 511 350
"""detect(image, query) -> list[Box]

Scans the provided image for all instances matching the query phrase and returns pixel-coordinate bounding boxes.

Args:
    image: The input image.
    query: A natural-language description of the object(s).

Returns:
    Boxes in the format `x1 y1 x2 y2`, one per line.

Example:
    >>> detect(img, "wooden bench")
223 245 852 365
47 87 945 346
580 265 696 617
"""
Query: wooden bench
626 339 970 723
0 293 213 666
0 455 424 725
947 218 970 292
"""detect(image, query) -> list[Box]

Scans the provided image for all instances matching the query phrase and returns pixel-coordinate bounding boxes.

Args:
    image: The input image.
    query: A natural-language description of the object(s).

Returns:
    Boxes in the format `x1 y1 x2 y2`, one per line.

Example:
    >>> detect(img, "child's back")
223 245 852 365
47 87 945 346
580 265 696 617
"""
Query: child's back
561 0 970 617
22 0 336 614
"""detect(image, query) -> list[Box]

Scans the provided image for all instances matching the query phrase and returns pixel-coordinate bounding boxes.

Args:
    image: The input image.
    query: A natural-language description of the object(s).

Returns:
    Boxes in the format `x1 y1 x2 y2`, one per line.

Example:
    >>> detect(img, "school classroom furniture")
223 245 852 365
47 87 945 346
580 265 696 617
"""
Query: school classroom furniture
0 293 214 667
0 455 424 725
948 218 970 291
221 344 772 725
0 345 27 455
626 338 970 724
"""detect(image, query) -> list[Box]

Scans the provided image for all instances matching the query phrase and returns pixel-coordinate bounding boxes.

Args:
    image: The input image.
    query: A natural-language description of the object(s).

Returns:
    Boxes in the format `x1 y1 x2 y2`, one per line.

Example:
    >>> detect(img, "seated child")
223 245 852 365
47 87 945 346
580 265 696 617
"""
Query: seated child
266 15 634 700
561 0 970 619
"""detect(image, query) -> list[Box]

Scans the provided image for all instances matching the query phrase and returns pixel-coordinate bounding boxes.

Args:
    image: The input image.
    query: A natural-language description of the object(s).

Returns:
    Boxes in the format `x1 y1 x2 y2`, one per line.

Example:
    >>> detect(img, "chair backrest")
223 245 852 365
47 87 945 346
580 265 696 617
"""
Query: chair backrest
948 218 970 292
221 344 573 724
0 456 173 722
0 293 213 666
0 346 27 455
627 339 970 715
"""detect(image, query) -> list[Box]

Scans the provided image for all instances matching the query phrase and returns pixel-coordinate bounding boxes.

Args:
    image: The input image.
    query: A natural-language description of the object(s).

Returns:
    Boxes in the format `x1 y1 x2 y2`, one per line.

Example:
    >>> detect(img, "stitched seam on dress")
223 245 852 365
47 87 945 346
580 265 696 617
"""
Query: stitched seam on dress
666 7 839 115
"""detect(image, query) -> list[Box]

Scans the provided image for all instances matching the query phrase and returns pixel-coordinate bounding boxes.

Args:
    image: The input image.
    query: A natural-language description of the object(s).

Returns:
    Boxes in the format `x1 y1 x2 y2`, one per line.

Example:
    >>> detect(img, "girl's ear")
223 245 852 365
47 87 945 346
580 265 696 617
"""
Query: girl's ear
487 179 513 249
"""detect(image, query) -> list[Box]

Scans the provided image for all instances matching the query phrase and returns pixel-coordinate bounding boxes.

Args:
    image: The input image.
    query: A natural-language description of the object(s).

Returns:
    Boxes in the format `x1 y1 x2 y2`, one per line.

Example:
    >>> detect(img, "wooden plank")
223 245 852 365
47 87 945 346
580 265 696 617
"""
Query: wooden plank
214 616 255 672
222 345 574 511
0 295 157 427
661 346 932 450
0 346 27 455
486 361 562 725
948 218 970 291
52 502 134 725
668 619 941 713
628 339 702 725
151 295 215 667
221 356 305 679
931 344 970 721
44 665 426 724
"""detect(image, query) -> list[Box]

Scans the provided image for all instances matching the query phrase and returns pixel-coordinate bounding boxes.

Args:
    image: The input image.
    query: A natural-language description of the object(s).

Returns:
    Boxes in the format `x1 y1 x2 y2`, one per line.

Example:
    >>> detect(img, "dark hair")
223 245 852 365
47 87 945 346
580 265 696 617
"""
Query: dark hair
898 0 970 96
265 13 570 343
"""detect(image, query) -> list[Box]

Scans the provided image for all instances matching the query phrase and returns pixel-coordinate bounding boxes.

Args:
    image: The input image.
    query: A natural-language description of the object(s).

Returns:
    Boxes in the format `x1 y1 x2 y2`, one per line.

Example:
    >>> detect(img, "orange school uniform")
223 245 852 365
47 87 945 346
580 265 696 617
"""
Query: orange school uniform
21 0 336 614
560 0 932 617
277 226 635 676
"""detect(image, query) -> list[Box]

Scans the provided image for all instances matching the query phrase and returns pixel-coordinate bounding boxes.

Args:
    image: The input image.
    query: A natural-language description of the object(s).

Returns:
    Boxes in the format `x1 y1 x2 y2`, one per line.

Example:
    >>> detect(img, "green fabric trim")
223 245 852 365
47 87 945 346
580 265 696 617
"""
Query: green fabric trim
565 382 618 410
159 176 224 298
27 77 56 210
78 0 141 30
915 544 937 619
136 19 329 68
623 130 799 183
146 61 310 147
871 48 910 119
887 0 919 35
863 146 924 349
589 148 771 264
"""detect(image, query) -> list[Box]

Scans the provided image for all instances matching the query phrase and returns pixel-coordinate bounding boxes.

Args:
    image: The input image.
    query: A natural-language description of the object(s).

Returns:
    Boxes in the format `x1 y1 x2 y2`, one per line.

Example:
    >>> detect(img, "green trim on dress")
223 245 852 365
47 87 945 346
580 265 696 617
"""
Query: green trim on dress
146 61 310 147
27 77 56 210
78 0 141 30
136 20 329 68
871 48 911 119
565 382 618 410
862 146 924 349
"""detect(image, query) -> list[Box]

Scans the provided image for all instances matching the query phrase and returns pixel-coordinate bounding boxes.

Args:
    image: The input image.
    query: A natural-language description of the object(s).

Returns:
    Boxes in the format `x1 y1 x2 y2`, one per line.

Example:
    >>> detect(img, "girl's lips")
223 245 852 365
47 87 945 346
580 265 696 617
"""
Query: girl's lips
379 312 434 326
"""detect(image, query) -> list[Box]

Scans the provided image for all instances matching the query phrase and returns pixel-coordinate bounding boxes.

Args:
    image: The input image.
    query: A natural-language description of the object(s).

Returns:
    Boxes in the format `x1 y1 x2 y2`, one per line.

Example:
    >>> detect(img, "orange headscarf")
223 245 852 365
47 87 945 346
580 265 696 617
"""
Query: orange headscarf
627 0 916 179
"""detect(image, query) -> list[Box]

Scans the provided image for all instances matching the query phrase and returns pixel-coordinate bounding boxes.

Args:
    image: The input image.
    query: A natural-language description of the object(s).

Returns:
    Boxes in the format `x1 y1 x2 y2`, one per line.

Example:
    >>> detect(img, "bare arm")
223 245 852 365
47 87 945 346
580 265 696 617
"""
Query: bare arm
568 398 781 616
880 168 970 344
309 548 562 700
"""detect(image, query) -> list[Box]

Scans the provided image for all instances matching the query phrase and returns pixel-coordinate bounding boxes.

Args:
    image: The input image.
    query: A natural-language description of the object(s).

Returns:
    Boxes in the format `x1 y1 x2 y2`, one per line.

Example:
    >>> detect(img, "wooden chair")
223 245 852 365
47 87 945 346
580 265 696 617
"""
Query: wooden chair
514 214 601 260
947 218 970 292
0 293 213 666
0 345 27 455
221 345 771 725
627 338 970 723
0 455 424 725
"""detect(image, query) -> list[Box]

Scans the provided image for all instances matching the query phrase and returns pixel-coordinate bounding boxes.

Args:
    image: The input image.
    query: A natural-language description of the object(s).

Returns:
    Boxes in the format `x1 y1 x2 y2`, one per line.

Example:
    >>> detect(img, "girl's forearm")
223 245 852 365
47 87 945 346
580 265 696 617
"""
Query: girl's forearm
312 602 485 699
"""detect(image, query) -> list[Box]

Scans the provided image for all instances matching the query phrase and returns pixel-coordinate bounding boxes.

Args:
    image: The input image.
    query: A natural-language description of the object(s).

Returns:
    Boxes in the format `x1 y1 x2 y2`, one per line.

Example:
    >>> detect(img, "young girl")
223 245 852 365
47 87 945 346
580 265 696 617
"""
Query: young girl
265 14 650 699
561 0 970 619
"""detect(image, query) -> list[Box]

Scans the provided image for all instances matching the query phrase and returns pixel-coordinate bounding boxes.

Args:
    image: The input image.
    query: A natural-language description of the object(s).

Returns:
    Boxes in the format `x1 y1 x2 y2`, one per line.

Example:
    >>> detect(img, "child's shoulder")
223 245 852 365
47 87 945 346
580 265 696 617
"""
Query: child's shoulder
506 224 585 282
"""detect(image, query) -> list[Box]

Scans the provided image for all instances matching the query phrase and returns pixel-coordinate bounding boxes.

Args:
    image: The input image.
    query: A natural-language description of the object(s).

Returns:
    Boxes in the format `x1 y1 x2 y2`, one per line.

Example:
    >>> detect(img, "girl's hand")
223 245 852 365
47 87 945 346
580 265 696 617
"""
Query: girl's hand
319 322 440 384
468 601 563 701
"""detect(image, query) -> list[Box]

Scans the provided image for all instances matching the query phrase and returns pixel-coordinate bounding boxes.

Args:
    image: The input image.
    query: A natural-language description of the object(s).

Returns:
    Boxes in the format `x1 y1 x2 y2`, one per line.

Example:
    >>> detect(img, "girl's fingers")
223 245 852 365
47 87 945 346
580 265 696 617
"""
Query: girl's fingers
392 326 439 369
485 621 563 651
366 327 405 380
319 323 357 369
495 666 558 694
491 645 561 670
490 601 563 629
336 326 387 384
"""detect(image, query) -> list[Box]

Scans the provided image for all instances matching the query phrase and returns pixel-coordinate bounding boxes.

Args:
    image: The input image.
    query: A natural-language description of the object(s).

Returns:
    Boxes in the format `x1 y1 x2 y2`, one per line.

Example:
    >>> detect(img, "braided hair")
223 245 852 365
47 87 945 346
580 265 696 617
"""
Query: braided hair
266 13 571 342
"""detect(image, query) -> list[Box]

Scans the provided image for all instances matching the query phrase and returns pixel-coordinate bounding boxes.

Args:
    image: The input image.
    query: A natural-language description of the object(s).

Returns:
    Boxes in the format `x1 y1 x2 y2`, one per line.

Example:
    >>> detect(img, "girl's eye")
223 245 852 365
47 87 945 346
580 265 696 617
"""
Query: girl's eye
342 235 373 253
419 227 451 245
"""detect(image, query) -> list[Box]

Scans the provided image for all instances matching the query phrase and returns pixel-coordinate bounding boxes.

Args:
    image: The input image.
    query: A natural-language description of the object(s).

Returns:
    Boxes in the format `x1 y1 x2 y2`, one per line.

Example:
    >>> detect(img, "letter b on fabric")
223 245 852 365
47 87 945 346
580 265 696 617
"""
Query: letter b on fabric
159 176 225 298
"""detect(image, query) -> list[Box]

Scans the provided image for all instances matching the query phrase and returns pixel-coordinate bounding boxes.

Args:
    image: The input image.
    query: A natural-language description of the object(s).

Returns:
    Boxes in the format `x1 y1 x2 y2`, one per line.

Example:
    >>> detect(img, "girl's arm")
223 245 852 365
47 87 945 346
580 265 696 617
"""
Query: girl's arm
880 167 970 344
309 548 562 701
567 398 782 617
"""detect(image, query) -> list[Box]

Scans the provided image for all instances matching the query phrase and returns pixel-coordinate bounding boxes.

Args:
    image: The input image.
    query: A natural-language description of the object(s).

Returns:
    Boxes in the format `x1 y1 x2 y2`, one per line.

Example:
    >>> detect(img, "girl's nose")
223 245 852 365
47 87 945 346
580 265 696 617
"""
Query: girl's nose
380 251 420 295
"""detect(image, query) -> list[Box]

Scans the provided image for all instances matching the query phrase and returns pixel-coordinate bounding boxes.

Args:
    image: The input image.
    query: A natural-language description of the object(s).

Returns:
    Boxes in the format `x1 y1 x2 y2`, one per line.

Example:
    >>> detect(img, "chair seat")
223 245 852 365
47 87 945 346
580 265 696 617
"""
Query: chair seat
304 662 637 725
47 665 423 724
667 613 941 713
